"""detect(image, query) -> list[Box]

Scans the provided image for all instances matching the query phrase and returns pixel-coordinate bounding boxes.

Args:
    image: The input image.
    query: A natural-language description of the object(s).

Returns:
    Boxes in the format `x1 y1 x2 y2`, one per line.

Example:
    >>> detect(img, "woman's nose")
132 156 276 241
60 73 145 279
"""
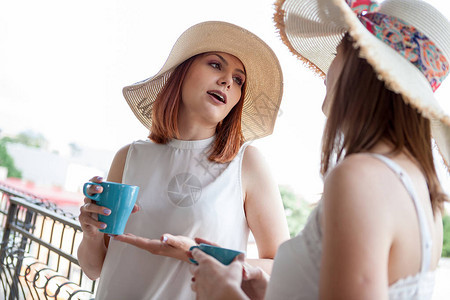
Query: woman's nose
218 73 232 88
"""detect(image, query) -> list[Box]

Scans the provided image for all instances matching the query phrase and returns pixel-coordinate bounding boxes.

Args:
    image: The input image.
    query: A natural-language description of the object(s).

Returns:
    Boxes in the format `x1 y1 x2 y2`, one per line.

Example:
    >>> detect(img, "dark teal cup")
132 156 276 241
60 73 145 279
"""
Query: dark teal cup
189 244 245 265
83 181 139 235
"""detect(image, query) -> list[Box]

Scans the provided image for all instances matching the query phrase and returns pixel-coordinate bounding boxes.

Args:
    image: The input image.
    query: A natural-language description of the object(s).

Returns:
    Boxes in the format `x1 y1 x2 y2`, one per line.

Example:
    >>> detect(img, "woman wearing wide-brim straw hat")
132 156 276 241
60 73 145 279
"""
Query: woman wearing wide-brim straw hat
77 21 290 299
190 0 450 299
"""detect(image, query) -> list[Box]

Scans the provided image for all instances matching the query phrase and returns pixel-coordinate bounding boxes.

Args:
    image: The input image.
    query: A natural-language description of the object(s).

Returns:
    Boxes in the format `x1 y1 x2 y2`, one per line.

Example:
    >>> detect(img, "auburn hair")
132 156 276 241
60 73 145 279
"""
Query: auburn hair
321 34 448 213
149 53 245 163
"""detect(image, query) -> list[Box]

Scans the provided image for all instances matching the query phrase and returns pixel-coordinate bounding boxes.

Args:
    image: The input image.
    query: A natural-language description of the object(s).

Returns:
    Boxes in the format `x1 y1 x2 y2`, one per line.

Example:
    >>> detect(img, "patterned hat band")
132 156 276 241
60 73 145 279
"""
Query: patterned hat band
359 13 449 92
347 0 379 14
347 0 449 92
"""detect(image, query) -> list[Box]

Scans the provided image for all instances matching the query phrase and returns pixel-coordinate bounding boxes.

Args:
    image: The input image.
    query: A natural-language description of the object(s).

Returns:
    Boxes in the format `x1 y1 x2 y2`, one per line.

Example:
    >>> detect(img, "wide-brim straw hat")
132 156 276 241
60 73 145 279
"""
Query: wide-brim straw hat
275 0 450 171
122 21 283 141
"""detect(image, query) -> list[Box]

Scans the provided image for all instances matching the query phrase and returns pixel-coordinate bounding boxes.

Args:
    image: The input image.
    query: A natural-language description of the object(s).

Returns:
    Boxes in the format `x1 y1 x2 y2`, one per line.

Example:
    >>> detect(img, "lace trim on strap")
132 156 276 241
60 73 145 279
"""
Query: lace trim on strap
389 271 436 299
301 203 323 267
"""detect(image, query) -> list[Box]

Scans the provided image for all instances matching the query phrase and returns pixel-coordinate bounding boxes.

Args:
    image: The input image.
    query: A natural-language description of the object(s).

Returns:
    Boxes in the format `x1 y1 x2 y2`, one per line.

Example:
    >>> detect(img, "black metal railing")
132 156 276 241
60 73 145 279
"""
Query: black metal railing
0 183 96 299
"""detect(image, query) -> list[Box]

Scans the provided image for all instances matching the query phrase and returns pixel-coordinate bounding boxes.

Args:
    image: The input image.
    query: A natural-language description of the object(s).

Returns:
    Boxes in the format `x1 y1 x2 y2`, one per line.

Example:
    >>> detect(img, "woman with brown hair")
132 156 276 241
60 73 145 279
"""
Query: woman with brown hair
190 0 450 299
77 21 290 299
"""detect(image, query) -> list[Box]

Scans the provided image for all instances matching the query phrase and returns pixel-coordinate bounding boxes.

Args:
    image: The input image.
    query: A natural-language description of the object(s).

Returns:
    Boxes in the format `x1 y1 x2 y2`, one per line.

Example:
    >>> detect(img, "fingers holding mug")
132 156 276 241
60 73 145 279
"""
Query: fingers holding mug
89 176 104 183
81 202 111 217
79 201 108 236
81 180 140 236
79 176 110 236
79 209 108 231
83 177 105 205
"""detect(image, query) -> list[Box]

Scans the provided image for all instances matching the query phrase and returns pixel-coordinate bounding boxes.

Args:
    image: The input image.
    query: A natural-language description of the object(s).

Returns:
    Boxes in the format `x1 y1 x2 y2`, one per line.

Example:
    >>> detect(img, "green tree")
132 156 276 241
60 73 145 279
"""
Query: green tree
0 138 22 178
280 185 312 238
2 130 48 149
15 130 48 149
442 214 450 257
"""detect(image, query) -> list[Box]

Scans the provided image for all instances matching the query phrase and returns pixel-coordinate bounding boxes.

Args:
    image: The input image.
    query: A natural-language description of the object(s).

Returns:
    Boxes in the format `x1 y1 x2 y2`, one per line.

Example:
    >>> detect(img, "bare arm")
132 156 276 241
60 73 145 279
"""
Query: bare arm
77 145 130 279
319 155 392 300
242 145 290 274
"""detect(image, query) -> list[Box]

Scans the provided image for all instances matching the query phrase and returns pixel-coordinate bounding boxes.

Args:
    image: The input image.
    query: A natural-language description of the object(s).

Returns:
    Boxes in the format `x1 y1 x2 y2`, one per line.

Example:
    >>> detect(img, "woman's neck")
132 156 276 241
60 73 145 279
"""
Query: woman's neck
368 140 416 163
368 141 395 155
176 117 217 141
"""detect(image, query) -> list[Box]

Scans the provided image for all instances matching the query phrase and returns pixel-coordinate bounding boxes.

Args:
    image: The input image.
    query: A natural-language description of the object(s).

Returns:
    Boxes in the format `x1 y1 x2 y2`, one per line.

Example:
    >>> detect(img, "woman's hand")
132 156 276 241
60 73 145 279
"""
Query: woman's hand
194 237 220 247
241 263 269 300
113 233 196 262
190 249 248 300
190 237 268 299
79 176 140 239
79 176 110 239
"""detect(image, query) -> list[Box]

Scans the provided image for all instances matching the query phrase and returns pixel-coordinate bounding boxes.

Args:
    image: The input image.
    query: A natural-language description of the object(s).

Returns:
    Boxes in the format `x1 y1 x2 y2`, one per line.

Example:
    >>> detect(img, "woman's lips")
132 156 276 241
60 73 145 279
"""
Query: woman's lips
207 90 227 104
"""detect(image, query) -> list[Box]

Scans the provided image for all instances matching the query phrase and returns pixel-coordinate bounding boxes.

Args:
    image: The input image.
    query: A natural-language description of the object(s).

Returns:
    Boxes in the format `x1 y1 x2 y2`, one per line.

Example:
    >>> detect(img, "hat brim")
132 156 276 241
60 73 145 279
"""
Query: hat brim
123 21 283 141
275 0 450 171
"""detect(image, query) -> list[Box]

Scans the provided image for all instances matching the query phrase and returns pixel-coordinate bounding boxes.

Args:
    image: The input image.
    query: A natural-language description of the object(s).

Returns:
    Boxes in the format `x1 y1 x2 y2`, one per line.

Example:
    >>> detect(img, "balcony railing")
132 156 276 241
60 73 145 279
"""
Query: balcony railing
0 183 96 299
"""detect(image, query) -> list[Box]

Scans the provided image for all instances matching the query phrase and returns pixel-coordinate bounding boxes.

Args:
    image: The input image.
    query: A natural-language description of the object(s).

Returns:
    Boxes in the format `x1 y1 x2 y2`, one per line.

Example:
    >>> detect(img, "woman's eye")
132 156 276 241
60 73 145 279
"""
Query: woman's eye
210 62 221 69
233 76 244 86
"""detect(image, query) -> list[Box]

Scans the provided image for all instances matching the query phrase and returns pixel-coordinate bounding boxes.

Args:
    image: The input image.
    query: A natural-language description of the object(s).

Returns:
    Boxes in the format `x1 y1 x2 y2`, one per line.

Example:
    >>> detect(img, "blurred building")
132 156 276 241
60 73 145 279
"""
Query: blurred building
6 142 113 194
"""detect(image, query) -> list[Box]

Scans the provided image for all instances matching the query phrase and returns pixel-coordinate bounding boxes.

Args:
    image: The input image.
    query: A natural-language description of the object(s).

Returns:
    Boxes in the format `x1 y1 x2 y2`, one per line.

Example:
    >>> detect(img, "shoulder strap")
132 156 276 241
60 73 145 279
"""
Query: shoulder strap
369 153 432 273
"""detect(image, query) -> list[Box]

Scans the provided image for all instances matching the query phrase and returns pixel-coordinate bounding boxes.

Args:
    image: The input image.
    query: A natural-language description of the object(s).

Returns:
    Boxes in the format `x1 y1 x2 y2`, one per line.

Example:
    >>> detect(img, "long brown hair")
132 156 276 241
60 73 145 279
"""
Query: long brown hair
321 34 448 213
149 53 245 163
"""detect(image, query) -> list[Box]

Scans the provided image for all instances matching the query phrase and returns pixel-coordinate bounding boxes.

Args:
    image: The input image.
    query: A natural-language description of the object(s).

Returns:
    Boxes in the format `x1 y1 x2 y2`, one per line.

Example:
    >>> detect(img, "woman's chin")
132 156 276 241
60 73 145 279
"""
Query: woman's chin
201 110 228 126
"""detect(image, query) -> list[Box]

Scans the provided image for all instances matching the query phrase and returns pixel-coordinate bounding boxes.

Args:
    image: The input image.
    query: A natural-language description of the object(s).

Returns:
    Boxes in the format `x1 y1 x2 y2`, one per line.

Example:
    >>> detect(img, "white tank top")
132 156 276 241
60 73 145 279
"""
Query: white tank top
266 154 436 300
95 137 250 299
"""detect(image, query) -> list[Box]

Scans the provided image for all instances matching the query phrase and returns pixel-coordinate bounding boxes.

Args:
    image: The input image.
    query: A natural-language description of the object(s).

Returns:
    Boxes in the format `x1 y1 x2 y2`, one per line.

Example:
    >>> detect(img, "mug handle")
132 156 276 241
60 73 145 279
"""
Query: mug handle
189 246 200 265
83 182 102 201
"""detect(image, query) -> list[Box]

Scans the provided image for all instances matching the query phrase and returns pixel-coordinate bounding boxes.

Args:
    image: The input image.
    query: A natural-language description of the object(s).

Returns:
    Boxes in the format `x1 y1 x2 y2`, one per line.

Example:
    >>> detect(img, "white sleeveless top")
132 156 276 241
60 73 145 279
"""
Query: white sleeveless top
266 154 436 300
95 137 250 299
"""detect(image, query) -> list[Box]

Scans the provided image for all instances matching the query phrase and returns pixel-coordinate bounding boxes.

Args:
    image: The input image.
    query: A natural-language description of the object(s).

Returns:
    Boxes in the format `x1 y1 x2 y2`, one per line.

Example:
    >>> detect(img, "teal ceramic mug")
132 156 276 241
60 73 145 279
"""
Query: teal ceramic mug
189 243 245 265
83 181 139 235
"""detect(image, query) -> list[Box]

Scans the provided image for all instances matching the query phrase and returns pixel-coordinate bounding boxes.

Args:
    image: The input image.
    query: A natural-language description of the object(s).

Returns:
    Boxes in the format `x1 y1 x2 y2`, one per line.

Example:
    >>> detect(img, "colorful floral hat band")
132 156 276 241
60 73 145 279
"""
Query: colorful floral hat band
359 13 449 92
347 0 449 92
347 0 379 15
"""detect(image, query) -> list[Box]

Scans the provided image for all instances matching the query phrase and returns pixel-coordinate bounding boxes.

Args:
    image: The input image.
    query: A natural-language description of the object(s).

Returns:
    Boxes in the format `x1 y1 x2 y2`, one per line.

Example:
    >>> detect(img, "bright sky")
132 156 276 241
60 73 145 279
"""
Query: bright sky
1 0 449 202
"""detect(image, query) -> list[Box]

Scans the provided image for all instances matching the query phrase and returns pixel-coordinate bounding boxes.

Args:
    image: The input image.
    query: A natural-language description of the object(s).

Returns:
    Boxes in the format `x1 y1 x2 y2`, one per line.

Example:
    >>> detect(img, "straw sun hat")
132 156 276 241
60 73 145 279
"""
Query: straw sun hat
275 0 450 171
122 21 283 141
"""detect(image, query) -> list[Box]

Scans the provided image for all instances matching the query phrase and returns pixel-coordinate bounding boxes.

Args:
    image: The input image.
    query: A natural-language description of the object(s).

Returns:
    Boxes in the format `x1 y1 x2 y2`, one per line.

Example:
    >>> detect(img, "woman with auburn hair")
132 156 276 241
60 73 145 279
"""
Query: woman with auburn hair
77 21 290 299
190 0 450 299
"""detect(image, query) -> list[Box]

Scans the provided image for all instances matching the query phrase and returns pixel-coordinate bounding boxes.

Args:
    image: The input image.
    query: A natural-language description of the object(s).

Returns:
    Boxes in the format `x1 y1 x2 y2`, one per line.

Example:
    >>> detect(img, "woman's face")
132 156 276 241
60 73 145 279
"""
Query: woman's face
322 44 345 116
180 52 246 125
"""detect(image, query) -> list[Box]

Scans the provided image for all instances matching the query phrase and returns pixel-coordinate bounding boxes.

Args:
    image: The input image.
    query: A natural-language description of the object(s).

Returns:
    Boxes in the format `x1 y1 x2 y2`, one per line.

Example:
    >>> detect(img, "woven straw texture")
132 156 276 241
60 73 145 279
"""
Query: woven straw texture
275 0 450 170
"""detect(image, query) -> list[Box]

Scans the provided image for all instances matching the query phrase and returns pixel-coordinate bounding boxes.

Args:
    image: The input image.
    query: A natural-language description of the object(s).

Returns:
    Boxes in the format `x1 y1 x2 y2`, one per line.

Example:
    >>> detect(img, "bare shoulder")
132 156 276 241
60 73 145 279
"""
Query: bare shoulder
242 145 271 178
323 153 398 216
325 153 394 189
241 144 277 195
107 144 132 183
242 144 264 165
322 153 398 257
115 144 131 160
